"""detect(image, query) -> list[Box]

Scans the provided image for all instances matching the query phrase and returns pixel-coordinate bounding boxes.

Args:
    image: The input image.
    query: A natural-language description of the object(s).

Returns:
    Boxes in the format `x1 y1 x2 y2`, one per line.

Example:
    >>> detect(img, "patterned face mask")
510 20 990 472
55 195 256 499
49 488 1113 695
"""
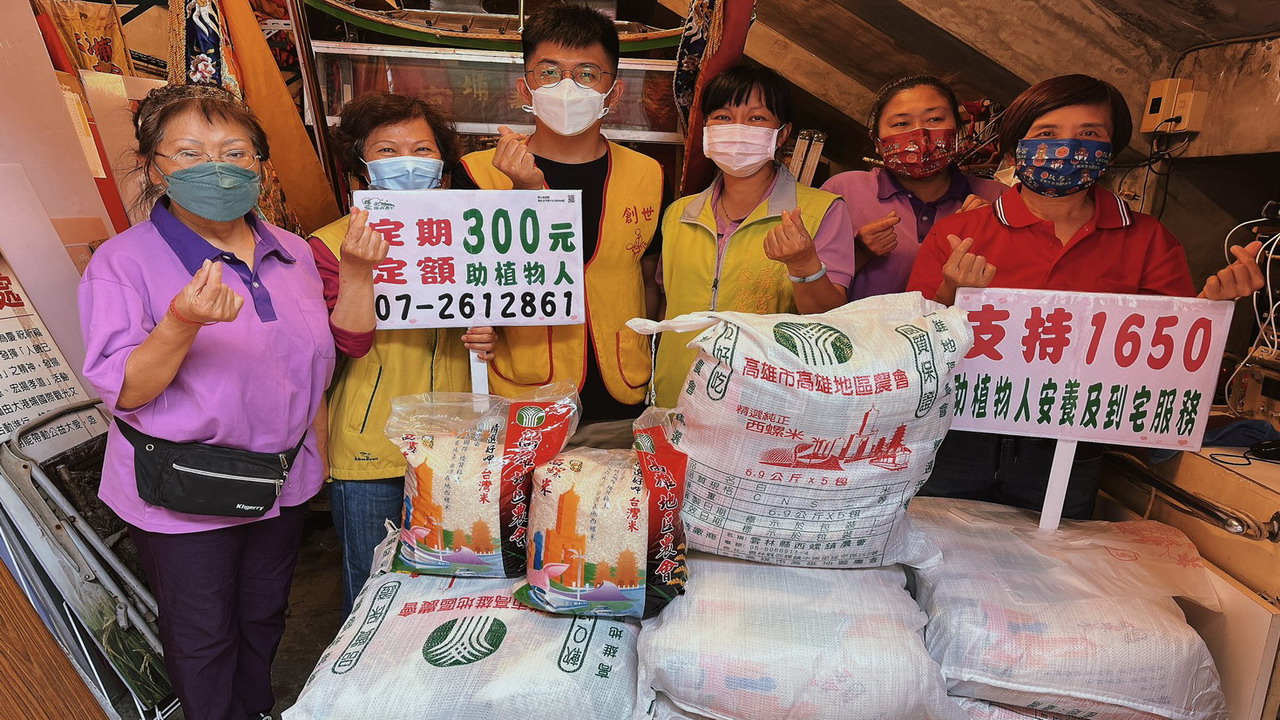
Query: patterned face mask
875 127 959 180
1015 138 1113 197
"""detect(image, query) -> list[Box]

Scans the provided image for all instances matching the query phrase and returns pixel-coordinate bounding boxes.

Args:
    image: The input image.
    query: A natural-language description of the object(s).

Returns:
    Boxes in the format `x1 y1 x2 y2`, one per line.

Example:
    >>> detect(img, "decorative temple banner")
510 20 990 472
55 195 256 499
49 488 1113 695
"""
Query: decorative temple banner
354 190 585 330
952 288 1234 529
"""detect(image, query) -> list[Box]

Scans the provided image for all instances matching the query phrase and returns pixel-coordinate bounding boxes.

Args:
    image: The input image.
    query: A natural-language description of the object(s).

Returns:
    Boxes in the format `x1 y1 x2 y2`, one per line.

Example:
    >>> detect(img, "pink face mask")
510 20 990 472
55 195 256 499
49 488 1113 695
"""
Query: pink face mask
875 127 959 180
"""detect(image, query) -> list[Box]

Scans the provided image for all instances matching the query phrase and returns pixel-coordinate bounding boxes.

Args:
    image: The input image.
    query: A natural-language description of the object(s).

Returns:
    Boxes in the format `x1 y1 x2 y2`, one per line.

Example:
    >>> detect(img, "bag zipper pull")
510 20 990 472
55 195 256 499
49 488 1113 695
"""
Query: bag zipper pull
275 477 284 496
279 453 288 470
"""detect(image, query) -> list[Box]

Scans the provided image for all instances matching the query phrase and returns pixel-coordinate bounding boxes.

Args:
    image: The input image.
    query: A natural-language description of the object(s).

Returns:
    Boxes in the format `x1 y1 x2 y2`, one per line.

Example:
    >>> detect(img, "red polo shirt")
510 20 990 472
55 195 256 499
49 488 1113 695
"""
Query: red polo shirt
907 184 1196 299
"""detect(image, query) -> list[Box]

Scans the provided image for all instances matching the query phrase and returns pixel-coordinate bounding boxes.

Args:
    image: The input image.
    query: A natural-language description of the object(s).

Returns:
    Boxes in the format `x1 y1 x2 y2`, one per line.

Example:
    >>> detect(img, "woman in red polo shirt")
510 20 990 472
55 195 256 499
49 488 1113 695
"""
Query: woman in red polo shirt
907 73 1263 518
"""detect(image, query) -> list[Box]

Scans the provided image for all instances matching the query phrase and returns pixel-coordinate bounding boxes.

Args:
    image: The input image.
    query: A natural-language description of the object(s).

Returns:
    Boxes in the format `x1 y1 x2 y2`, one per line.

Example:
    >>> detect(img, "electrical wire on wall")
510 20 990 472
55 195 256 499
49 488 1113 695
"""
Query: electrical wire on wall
1223 216 1280 416
1112 116 1193 217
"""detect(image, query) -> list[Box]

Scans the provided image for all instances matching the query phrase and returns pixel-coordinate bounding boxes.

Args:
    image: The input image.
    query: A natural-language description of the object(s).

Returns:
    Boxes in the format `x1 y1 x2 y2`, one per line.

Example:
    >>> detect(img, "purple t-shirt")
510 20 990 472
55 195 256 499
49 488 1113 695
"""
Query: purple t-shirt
821 167 1006 300
79 203 334 534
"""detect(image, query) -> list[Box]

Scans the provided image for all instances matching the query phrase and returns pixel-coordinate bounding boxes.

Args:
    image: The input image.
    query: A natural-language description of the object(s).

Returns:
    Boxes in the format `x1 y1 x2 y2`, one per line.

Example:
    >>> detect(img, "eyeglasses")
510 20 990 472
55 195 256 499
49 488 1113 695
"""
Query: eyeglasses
526 62 615 90
155 149 261 170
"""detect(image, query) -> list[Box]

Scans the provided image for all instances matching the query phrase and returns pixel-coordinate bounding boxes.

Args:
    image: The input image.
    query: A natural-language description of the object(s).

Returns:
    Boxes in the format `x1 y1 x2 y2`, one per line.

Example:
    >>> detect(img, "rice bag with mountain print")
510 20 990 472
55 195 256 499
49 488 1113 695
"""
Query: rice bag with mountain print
514 408 688 619
384 383 580 578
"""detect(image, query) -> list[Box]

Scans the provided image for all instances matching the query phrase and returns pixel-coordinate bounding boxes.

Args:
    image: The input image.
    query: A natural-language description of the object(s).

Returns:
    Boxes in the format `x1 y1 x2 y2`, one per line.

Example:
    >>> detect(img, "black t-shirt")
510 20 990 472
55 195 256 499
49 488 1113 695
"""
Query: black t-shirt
454 152 661 421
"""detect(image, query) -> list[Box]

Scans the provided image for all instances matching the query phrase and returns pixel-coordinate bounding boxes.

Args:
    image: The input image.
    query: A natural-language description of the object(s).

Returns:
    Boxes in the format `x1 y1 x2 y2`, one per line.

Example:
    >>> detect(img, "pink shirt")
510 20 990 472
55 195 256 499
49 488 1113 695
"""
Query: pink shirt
79 203 337 534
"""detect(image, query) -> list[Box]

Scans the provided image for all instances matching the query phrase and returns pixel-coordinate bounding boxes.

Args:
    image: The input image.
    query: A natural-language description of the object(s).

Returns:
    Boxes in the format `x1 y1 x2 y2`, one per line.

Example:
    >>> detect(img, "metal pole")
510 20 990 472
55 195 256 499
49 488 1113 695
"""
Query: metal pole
284 0 347 211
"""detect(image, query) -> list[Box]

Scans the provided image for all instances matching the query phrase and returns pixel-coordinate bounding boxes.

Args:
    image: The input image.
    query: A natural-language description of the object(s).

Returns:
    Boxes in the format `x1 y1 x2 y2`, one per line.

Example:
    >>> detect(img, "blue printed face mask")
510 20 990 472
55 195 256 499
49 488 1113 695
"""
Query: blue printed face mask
1015 138 1113 197
163 162 261 222
364 156 444 190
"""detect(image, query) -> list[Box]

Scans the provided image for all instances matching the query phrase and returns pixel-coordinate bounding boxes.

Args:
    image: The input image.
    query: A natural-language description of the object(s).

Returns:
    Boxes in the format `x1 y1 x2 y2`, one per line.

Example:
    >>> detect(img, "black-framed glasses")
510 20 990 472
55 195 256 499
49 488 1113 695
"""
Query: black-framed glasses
526 62 615 90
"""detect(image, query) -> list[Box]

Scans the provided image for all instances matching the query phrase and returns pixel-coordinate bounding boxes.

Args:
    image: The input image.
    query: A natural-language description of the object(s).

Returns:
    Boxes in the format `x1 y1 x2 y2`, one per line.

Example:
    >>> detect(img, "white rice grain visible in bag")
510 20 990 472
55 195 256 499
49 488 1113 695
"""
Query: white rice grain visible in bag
514 410 689 619
908 498 1227 720
630 293 972 568
637 552 965 720
384 384 579 577
284 573 637 720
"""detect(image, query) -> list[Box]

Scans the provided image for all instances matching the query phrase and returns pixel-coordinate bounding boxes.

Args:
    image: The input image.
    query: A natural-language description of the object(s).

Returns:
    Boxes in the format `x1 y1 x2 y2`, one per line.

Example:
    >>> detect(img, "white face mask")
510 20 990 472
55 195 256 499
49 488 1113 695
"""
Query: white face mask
703 124 781 177
523 80 613 137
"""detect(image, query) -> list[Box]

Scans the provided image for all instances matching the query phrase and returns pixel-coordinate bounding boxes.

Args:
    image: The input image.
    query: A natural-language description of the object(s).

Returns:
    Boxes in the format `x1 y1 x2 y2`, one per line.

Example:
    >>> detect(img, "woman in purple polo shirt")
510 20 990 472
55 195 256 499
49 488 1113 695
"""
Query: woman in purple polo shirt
822 75 1005 301
78 85 385 720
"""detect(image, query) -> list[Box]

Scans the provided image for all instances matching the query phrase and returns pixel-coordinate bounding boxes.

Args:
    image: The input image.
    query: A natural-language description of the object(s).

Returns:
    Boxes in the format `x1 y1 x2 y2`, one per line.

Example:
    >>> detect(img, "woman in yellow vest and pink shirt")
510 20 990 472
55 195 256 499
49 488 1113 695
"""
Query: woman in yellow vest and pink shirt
652 66 857 408
306 92 495 617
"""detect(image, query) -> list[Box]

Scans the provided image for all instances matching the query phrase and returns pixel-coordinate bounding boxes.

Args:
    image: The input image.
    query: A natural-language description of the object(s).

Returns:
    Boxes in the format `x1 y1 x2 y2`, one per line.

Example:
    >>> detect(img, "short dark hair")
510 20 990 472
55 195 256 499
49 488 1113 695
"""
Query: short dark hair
701 65 793 126
131 84 270 214
333 92 461 179
997 74 1132 156
867 75 962 139
521 2 620 71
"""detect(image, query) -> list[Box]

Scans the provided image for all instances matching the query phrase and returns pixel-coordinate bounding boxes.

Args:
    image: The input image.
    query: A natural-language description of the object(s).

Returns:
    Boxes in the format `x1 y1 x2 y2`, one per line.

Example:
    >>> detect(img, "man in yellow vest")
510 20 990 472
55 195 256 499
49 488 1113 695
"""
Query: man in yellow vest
453 3 662 443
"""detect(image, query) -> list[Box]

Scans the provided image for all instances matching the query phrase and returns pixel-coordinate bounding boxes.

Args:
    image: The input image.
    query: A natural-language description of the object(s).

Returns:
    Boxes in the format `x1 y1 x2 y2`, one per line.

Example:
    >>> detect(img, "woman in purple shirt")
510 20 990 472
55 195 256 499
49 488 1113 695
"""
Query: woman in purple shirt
822 75 1006 301
78 85 384 720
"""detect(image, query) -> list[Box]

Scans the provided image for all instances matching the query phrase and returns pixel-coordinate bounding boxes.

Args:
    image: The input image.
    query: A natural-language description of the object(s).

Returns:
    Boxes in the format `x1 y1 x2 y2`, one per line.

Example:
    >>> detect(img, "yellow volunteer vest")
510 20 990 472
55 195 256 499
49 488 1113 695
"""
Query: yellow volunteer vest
313 216 472 481
458 141 661 404
653 167 840 408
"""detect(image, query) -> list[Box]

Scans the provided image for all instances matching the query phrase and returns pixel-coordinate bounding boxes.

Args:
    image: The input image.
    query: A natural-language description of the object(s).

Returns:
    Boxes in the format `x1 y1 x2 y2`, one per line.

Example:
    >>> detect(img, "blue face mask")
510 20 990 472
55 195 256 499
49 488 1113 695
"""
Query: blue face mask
163 162 261 222
1015 138 1113 197
364 156 444 190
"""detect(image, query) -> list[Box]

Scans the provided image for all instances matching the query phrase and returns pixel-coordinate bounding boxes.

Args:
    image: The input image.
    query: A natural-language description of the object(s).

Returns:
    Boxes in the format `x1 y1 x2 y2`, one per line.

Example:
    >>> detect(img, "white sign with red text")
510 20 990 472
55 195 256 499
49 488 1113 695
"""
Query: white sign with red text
952 288 1233 453
0 257 102 460
354 189 585 330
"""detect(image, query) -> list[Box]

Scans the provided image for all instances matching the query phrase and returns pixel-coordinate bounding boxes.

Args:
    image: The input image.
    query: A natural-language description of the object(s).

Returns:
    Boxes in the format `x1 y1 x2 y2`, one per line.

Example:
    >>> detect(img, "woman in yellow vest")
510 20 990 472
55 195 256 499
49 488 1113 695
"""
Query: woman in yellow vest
306 92 496 616
653 66 858 408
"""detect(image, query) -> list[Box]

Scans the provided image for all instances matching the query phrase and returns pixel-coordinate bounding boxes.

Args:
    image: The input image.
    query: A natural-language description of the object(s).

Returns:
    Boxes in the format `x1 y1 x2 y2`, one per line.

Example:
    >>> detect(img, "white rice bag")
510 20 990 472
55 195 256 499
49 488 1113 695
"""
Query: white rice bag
908 497 1227 720
954 697 1102 719
285 573 637 720
637 551 964 720
631 293 972 569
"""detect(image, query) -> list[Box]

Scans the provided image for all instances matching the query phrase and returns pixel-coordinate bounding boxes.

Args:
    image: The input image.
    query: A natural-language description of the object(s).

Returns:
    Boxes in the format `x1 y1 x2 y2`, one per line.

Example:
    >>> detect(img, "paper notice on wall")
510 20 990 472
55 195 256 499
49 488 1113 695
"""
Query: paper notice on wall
0 257 104 460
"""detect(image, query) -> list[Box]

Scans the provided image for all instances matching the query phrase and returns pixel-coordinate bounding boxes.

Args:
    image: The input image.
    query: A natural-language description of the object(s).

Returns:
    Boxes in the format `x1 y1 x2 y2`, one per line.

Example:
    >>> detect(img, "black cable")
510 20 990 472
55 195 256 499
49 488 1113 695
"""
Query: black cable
1209 450 1280 468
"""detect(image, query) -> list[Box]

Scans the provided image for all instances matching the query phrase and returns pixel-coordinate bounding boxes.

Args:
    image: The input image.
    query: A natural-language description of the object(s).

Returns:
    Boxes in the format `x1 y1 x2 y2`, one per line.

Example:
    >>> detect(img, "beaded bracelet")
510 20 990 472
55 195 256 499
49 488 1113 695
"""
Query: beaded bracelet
168 299 213 327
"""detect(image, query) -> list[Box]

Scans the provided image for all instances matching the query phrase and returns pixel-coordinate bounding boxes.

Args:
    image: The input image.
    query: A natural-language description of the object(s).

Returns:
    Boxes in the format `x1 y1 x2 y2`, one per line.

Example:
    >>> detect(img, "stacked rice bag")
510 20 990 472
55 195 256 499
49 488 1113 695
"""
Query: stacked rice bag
514 409 689 619
908 497 1228 720
954 697 1123 719
637 551 965 720
630 293 972 569
284 572 638 720
384 384 580 577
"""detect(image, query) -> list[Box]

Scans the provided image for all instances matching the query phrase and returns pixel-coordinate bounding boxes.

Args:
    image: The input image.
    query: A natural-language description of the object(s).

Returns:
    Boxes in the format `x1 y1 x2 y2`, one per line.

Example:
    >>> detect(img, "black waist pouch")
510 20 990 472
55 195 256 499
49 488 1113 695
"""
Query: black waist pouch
116 420 306 518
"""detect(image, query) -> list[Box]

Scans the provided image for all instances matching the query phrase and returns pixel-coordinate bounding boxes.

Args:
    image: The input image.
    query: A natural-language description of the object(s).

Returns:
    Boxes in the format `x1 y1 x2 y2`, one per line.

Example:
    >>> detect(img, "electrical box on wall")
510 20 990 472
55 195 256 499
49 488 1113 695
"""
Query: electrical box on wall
1171 90 1208 133
1141 77 1194 133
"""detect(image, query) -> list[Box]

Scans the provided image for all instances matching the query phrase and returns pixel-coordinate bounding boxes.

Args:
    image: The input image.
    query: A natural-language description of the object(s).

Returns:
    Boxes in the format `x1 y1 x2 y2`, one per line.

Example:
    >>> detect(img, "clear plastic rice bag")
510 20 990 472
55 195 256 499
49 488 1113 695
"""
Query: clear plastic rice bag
384 383 580 578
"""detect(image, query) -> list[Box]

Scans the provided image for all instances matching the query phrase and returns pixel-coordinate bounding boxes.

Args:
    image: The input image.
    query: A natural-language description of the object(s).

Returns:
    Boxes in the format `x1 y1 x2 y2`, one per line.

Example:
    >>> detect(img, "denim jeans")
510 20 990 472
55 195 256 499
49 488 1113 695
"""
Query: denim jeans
918 430 1104 520
329 477 404 617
